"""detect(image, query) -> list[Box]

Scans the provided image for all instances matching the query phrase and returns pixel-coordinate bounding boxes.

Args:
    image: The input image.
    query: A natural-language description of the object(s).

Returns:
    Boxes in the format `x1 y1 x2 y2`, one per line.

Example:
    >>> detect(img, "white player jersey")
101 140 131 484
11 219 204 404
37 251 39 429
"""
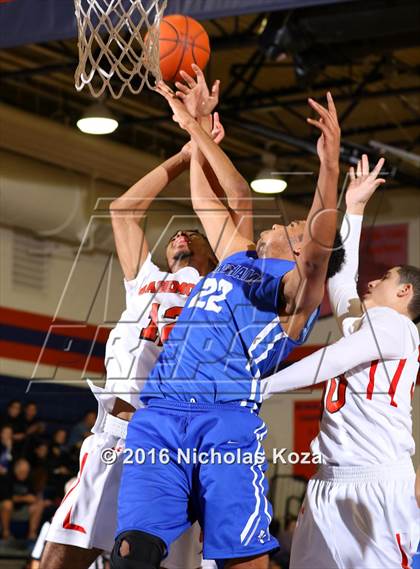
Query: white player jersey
311 307 419 465
262 215 419 467
104 253 201 410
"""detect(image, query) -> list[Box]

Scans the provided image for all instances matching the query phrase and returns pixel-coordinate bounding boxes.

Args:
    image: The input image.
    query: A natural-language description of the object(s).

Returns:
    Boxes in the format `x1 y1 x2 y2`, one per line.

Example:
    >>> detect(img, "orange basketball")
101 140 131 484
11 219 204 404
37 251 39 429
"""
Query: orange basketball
158 15 210 83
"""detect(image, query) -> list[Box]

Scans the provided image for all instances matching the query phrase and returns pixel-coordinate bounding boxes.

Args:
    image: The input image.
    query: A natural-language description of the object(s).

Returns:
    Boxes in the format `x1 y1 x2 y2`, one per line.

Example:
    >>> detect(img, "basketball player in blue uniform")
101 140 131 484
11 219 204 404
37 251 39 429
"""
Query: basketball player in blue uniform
111 75 343 569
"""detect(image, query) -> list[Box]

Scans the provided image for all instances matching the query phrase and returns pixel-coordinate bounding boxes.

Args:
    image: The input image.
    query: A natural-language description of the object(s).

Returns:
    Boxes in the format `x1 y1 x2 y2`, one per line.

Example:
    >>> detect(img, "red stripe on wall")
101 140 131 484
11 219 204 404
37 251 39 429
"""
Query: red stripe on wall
0 340 105 373
0 306 111 344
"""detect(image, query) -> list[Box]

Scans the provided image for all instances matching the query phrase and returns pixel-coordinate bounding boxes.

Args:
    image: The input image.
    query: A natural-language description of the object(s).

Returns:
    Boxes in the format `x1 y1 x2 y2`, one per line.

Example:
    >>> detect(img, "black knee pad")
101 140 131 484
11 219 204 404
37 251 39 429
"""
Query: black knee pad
110 530 166 569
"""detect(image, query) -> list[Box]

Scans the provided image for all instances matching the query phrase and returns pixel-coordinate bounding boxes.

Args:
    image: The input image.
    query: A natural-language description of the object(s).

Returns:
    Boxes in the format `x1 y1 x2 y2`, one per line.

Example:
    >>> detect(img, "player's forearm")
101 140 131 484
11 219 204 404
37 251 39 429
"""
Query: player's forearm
110 151 188 218
301 163 339 273
197 115 227 200
261 318 401 398
186 120 250 210
190 141 250 259
196 116 254 239
308 162 339 246
190 140 225 212
327 214 363 319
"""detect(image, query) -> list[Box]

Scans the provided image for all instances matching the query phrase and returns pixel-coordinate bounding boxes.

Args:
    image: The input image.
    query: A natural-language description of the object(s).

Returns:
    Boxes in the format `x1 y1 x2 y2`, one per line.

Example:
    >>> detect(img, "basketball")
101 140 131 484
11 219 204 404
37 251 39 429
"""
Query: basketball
158 15 210 83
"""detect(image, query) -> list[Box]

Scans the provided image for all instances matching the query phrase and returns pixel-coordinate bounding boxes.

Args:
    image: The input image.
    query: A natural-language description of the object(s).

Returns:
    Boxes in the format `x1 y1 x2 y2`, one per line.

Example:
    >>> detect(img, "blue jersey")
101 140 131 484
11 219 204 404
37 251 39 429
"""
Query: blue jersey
141 250 319 409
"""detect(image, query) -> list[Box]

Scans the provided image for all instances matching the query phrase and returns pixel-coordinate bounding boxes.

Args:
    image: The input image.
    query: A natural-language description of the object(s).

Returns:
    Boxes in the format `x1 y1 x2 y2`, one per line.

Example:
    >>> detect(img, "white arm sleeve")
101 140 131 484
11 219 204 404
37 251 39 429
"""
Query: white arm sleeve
327 214 363 328
261 308 406 398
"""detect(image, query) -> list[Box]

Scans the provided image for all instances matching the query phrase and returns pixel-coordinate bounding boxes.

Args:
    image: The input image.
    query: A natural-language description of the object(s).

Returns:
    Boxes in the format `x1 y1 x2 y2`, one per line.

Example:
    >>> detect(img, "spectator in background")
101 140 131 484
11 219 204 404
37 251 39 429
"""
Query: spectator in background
279 516 297 555
23 402 45 440
48 430 74 499
29 441 51 495
0 426 14 516
269 516 298 569
50 429 68 456
0 425 14 476
1 400 26 449
66 410 96 452
0 458 45 544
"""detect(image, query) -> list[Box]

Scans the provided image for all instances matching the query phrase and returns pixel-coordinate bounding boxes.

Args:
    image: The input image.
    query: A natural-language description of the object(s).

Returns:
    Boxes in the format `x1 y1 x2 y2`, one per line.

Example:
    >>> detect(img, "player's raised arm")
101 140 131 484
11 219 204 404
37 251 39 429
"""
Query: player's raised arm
175 65 254 241
328 156 386 327
260 307 406 397
157 82 254 260
282 93 341 314
109 147 190 280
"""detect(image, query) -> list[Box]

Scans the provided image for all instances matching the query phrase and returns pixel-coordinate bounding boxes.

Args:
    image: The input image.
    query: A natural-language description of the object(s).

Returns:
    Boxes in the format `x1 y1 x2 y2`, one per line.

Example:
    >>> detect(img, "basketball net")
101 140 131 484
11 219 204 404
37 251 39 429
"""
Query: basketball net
74 0 167 99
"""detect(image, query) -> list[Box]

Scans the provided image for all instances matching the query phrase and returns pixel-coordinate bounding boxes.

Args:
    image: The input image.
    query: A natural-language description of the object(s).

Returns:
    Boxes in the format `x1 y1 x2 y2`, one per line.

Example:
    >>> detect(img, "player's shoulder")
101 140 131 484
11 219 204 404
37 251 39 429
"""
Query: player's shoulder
170 264 201 283
124 253 161 292
220 250 295 276
220 250 258 264
363 306 419 350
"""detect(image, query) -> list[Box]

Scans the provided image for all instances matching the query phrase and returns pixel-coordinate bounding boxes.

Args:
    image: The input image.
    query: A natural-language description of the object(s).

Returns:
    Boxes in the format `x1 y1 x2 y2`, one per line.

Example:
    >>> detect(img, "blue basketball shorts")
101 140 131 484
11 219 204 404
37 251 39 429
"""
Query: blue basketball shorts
116 400 279 561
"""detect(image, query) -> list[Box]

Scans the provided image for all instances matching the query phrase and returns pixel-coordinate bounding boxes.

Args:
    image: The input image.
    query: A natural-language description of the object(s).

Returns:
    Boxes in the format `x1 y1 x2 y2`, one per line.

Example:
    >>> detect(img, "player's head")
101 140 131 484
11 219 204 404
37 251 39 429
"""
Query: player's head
257 220 306 260
363 264 420 322
256 220 345 279
166 229 218 275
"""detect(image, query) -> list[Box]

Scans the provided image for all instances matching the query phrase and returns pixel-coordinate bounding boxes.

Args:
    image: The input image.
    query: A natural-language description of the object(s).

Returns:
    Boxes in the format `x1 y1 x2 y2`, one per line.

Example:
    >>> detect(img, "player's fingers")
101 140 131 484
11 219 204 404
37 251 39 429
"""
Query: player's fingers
213 111 220 127
180 70 196 88
308 98 332 123
369 157 385 179
349 166 356 181
373 178 386 189
191 63 205 83
214 122 225 142
356 159 362 177
361 154 369 176
211 79 220 98
156 83 174 100
326 92 338 120
175 91 186 100
306 117 328 135
157 80 173 93
175 81 190 94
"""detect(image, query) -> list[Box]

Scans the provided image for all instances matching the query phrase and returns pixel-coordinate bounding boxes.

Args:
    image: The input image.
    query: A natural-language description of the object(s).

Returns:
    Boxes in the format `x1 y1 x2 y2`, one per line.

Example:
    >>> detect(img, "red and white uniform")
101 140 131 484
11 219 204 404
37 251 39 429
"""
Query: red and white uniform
262 215 419 568
47 254 203 568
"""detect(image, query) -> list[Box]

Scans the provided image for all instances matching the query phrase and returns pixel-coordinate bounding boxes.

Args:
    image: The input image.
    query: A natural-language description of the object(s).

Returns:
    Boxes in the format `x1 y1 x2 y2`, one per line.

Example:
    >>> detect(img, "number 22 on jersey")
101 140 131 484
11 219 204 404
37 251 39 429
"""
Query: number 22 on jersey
189 278 233 313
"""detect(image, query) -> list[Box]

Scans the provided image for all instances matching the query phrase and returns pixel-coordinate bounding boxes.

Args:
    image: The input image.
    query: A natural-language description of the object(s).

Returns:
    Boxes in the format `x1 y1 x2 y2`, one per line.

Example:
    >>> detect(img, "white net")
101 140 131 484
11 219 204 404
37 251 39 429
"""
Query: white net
74 0 167 99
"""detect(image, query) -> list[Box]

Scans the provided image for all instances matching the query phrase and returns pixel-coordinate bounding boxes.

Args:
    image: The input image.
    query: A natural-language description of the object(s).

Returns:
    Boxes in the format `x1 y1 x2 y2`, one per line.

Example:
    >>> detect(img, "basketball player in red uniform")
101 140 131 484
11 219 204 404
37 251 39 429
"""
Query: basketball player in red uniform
263 156 420 568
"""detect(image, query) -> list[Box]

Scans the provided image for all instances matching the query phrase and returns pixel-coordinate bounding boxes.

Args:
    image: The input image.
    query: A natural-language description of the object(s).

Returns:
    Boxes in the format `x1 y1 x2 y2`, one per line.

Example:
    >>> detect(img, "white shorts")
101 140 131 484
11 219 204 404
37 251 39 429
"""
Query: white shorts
290 461 420 569
47 415 203 569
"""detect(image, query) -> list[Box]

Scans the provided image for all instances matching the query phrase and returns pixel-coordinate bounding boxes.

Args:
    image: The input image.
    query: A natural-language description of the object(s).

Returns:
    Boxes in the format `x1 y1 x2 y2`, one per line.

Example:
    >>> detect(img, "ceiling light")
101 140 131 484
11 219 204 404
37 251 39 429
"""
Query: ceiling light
77 102 119 135
251 167 287 194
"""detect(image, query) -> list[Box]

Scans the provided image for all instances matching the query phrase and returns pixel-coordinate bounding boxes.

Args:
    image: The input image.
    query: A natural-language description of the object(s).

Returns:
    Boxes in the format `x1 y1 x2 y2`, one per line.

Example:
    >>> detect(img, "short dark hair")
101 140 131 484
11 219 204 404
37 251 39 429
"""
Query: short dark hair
397 265 420 323
326 231 345 279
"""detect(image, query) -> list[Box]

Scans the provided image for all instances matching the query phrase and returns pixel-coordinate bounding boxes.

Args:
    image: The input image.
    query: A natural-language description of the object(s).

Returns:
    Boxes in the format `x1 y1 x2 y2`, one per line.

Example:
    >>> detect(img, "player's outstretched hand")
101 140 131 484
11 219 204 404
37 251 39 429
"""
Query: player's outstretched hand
156 80 196 131
211 112 225 145
307 92 340 171
181 112 225 159
175 64 220 118
346 155 386 215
